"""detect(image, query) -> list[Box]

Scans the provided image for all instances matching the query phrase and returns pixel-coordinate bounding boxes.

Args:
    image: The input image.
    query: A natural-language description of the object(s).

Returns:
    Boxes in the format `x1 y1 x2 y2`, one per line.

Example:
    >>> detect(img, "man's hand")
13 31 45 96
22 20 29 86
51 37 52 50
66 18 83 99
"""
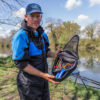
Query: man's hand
47 49 63 58
42 73 60 84
55 49 63 57
23 64 60 84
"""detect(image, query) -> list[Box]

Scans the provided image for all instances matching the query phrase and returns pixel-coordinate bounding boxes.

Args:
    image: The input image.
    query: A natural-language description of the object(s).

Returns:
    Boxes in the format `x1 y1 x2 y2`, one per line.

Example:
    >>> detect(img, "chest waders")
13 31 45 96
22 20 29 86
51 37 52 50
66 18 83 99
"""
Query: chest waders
17 30 50 100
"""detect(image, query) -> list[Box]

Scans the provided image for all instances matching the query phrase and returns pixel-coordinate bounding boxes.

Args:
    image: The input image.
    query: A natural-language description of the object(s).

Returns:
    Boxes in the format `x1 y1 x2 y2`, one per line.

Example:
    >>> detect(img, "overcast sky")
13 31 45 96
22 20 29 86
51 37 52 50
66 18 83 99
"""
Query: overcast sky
0 0 100 38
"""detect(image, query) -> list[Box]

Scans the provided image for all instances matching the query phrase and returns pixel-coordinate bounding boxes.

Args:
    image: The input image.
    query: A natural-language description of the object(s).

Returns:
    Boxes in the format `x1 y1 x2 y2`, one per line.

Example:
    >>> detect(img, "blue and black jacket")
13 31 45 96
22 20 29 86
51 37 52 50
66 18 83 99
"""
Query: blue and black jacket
11 20 50 75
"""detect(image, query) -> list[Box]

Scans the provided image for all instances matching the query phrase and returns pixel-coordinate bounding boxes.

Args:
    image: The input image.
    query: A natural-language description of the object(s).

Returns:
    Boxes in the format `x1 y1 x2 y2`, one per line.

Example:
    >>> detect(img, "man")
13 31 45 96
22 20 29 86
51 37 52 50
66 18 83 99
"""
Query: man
11 3 60 100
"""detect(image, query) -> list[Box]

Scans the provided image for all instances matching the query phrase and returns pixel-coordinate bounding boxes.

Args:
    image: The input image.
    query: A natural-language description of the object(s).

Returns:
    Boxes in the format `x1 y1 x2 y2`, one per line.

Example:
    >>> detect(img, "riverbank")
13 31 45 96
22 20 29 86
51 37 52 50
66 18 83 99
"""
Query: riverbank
0 56 100 100
79 38 100 51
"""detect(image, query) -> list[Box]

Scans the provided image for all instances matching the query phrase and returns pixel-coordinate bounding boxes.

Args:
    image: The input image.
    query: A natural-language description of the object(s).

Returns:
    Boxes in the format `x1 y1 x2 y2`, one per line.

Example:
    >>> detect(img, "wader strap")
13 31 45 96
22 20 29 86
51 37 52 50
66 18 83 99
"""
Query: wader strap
41 35 47 73
25 30 47 73
25 30 30 49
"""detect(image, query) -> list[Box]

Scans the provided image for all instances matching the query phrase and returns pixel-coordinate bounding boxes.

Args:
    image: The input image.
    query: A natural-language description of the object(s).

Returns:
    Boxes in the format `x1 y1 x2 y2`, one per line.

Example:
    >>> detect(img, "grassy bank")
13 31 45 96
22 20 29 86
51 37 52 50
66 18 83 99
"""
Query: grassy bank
0 56 19 100
0 56 100 100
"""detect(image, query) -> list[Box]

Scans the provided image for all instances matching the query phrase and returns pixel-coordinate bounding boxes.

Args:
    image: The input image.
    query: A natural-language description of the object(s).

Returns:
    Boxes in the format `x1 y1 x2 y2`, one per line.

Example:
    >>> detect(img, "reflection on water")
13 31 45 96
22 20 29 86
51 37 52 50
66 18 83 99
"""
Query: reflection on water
71 50 100 88
0 48 10 57
78 50 100 82
79 57 100 81
0 53 9 57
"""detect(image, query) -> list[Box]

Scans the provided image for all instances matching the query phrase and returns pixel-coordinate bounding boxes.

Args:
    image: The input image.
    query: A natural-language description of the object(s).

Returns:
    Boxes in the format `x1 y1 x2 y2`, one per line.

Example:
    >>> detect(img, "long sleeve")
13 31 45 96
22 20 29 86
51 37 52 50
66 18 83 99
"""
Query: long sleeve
11 30 30 70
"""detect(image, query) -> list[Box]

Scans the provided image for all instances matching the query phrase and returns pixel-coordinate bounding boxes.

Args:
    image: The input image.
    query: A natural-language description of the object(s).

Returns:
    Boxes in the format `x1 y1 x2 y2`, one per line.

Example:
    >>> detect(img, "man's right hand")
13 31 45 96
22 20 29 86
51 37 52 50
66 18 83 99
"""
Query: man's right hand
42 73 60 84
23 64 60 84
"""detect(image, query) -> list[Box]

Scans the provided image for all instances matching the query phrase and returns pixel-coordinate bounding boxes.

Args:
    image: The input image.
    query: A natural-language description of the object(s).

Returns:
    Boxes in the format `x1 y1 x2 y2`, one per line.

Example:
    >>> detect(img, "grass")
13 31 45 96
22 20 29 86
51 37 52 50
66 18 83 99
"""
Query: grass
0 56 19 100
0 56 100 100
49 78 100 100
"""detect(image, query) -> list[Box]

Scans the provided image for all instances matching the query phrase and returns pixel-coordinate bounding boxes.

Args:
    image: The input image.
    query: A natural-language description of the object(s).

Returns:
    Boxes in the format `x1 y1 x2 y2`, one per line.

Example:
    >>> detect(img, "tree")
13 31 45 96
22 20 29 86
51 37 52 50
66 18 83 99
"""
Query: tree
62 21 80 38
83 22 99 39
94 24 100 38
0 0 34 26
46 19 80 50
45 18 62 50
84 24 95 39
0 0 33 49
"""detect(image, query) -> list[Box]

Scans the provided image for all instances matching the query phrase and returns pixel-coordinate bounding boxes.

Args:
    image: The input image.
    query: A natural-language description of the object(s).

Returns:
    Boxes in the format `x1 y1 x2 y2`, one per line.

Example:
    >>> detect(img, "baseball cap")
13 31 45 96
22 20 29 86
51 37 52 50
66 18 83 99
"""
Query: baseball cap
26 3 43 15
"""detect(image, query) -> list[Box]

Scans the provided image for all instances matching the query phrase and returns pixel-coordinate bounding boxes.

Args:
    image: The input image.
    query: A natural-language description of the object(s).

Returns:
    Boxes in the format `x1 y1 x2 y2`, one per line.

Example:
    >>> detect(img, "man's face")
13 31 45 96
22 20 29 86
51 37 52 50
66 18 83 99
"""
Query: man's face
25 12 42 30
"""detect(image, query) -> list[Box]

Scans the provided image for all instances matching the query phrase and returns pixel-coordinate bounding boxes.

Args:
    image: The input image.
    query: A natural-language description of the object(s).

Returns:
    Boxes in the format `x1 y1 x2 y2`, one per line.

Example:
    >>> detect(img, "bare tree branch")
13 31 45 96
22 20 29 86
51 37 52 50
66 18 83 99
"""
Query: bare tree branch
0 0 35 27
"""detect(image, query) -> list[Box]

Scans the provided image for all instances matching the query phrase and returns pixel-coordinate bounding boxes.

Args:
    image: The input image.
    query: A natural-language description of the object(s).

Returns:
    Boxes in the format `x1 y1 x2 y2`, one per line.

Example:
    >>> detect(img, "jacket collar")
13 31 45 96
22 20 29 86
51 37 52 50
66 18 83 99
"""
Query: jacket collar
21 20 44 37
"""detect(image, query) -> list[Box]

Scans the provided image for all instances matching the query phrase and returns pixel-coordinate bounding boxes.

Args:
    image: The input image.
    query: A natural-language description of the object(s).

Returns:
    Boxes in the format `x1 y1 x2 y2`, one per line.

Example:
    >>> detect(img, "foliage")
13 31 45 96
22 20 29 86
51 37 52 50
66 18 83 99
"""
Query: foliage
46 20 80 51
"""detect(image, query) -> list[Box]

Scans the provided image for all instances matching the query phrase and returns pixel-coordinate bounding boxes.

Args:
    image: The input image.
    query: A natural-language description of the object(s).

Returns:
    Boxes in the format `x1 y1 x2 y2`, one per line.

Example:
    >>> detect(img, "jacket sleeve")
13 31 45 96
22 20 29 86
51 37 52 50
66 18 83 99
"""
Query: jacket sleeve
11 33 30 70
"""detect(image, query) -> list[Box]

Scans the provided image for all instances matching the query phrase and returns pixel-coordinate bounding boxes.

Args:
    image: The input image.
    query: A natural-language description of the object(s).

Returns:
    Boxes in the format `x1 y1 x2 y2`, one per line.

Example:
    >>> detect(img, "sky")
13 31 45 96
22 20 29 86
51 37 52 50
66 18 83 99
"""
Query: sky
0 0 100 38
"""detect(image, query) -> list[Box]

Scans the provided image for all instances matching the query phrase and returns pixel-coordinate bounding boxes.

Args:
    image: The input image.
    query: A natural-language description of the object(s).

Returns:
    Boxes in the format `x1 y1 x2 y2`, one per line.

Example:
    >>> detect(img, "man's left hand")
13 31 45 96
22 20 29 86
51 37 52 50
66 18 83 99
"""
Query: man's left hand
55 49 63 57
